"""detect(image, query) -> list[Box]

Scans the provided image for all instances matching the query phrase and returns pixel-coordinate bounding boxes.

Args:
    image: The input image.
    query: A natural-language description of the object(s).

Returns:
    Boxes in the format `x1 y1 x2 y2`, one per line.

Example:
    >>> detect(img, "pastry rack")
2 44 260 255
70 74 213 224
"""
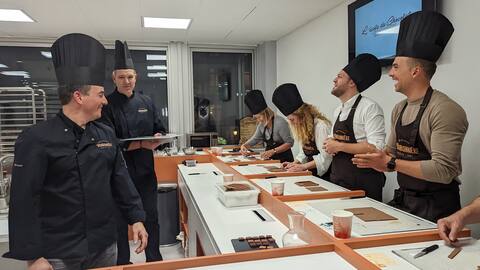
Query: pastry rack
0 87 47 155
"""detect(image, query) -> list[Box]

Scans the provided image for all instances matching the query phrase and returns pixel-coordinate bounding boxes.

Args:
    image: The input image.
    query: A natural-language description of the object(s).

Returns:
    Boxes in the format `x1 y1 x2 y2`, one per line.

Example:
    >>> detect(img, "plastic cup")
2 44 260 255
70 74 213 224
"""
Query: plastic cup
331 210 353 239
223 174 234 182
271 180 285 196
211 146 223 156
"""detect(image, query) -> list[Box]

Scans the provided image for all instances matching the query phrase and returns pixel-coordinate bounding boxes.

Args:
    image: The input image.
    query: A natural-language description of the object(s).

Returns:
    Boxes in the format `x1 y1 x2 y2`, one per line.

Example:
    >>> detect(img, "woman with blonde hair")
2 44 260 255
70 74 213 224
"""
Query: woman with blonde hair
272 83 332 179
240 90 294 162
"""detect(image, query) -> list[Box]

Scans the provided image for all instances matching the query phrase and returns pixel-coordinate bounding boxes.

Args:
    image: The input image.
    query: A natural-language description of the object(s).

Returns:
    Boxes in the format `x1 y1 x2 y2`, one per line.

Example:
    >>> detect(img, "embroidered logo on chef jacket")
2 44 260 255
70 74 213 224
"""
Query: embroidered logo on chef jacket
138 108 148 113
96 140 113 148
333 130 351 142
13 163 24 168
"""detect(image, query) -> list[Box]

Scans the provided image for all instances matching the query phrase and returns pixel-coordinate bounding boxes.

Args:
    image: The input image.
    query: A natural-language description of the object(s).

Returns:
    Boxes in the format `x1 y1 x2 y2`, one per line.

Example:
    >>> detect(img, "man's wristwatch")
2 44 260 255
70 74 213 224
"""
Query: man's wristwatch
387 157 396 171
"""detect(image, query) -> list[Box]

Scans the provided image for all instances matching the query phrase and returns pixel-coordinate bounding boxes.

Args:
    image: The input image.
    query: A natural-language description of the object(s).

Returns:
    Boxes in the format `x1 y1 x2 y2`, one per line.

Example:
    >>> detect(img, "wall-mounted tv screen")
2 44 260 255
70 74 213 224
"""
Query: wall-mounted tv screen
348 0 436 66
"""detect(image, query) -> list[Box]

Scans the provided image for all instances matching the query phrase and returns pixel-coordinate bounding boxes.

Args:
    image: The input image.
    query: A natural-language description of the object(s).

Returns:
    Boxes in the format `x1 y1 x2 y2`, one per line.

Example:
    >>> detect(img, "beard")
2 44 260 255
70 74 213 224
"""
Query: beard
331 86 345 98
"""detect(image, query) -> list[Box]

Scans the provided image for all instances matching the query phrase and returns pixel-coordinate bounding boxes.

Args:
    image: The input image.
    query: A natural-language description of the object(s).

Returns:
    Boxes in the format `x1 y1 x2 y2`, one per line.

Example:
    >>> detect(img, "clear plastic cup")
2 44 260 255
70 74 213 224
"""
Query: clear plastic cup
211 146 223 156
223 174 234 182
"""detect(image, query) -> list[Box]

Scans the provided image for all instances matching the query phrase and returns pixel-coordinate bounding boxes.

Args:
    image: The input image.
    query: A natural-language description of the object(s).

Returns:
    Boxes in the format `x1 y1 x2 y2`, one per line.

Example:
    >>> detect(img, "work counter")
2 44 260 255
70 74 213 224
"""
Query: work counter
98 148 474 270
2 147 471 270
177 163 289 255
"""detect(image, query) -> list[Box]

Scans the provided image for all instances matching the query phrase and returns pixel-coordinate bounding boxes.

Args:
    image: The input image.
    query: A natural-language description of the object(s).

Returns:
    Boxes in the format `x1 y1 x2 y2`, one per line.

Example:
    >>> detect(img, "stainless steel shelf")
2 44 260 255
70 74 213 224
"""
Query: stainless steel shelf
0 87 47 155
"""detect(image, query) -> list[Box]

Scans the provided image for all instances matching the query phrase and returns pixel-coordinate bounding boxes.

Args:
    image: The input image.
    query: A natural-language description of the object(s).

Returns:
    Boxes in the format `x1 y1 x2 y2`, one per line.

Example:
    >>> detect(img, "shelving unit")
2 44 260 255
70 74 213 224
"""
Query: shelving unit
0 87 47 155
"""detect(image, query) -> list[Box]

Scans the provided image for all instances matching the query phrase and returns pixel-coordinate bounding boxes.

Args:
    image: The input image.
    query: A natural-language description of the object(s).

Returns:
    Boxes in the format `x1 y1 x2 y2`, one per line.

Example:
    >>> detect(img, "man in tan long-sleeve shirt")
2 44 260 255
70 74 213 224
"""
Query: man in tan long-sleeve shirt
352 11 468 222
386 90 468 184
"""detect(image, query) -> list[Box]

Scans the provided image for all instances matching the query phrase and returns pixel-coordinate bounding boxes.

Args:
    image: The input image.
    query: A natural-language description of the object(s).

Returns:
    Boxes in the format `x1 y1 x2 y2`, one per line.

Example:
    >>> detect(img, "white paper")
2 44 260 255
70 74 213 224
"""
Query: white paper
309 197 436 235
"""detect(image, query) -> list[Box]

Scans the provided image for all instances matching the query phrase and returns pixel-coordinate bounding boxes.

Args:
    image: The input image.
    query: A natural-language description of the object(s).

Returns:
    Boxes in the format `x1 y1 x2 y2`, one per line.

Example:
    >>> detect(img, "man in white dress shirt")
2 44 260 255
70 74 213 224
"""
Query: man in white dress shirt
323 53 386 201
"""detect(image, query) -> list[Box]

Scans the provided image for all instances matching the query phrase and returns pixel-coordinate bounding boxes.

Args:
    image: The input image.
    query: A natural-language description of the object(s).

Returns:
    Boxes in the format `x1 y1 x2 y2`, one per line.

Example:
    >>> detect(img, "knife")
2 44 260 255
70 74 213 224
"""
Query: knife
413 244 439 259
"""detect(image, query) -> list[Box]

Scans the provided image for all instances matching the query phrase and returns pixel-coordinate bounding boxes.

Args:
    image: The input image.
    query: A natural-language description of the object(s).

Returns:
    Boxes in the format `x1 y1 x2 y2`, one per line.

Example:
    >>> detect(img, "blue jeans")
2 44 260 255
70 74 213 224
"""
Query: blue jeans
47 243 117 270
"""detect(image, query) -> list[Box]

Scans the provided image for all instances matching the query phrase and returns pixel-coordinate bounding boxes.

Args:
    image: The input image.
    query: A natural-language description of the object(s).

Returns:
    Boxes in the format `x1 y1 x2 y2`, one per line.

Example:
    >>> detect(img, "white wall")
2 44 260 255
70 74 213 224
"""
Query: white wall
277 0 480 235
255 41 277 109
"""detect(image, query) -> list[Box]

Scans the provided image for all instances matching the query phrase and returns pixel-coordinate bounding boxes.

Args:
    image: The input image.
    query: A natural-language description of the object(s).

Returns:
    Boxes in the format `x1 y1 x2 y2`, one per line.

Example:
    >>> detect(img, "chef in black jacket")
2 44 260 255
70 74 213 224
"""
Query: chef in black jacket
323 54 386 201
4 33 147 270
102 40 165 264
241 90 294 162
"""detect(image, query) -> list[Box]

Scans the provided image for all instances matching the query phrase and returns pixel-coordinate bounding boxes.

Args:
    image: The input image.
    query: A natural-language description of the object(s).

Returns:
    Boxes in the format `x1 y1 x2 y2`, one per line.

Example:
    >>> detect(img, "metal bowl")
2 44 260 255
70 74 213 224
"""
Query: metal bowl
183 147 196 155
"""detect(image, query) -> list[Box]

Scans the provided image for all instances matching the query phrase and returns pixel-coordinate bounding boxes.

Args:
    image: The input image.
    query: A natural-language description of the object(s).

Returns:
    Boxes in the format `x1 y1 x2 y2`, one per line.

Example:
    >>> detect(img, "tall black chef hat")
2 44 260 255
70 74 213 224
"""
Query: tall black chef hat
343 53 381 92
244 90 268 115
51 33 106 86
114 40 134 70
272 83 304 116
396 11 454 62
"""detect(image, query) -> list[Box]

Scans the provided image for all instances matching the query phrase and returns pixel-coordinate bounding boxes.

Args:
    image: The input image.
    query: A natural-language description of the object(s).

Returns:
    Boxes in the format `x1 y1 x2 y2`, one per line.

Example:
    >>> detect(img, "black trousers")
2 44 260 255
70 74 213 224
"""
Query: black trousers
117 178 163 265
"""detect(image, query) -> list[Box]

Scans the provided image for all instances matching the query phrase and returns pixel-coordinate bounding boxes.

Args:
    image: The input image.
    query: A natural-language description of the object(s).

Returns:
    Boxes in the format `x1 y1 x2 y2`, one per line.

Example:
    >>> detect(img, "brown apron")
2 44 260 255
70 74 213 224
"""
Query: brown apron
330 95 385 201
262 116 294 162
389 87 460 222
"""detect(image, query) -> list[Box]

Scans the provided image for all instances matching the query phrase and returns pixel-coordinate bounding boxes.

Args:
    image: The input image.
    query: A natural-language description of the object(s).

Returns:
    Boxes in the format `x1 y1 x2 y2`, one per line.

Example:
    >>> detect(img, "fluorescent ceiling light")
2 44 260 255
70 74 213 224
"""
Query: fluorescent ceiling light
376 25 399 35
147 72 167 78
1 71 30 78
143 17 191 29
40 51 52 58
146 54 167 61
0 9 34 22
0 64 8 68
147 65 167 70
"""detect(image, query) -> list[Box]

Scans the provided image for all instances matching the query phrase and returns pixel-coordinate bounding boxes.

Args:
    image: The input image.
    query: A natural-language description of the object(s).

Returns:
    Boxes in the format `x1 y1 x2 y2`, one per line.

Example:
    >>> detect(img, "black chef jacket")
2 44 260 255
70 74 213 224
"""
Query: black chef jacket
3 111 145 260
102 90 166 183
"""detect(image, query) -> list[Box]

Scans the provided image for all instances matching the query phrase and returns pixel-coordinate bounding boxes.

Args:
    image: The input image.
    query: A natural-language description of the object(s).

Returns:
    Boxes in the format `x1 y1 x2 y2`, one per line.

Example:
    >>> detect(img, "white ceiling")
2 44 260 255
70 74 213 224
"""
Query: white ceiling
0 0 344 46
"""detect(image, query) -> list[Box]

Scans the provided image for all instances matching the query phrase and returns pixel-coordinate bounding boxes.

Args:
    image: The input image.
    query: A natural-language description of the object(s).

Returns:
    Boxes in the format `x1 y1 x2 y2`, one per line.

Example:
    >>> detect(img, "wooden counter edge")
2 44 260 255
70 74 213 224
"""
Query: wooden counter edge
93 244 337 270
342 228 471 249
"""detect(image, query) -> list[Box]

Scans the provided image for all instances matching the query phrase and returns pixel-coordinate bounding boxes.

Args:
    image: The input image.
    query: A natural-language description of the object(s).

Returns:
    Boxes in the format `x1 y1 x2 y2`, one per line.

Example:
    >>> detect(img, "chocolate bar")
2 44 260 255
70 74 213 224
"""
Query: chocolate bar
295 180 319 187
223 183 252 191
232 235 279 252
305 186 327 192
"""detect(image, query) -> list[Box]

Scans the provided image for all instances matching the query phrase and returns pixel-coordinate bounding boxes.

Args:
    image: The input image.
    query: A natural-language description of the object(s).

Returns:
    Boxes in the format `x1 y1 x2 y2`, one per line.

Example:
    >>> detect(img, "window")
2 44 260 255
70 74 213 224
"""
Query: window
0 46 168 154
105 48 169 130
0 46 169 125
192 51 253 145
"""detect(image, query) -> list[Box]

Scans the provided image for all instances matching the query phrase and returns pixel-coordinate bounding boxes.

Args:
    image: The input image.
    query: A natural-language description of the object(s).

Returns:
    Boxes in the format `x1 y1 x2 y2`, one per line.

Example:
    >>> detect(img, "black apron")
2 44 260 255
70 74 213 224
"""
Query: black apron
330 95 385 201
389 87 460 222
262 117 294 162
302 120 331 180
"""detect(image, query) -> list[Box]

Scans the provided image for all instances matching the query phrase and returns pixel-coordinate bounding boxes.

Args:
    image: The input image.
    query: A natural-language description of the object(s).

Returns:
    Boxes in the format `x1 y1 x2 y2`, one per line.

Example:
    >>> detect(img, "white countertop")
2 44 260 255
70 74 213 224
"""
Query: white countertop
154 150 208 157
180 251 356 269
178 163 289 253
286 197 436 238
230 163 283 175
216 155 265 163
356 237 480 270
252 175 349 195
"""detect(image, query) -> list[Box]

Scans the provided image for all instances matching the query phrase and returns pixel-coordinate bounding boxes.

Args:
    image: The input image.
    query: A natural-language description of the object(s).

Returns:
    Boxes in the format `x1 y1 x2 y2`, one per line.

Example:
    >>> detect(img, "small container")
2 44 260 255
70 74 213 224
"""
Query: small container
216 181 260 208
183 147 196 155
211 146 223 156
183 159 197 167
271 180 285 196
223 174 234 182
332 210 353 239
165 147 178 156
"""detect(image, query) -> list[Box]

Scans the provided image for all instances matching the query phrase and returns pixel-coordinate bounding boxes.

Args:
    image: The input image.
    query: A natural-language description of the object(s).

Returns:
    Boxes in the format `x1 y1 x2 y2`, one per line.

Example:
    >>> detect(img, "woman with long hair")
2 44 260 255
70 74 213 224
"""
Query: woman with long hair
240 90 294 162
272 83 332 179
